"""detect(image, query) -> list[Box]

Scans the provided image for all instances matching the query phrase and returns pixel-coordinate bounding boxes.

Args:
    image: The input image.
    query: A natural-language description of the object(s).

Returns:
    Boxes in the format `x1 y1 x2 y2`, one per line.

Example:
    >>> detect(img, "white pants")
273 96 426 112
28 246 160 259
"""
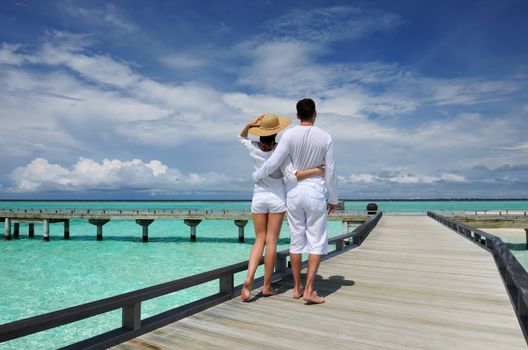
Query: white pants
286 186 328 255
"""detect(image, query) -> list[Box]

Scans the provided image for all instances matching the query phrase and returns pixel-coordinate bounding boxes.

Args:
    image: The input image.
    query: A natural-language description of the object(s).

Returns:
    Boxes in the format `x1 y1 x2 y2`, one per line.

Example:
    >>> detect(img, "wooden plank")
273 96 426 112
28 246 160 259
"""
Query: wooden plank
112 216 526 350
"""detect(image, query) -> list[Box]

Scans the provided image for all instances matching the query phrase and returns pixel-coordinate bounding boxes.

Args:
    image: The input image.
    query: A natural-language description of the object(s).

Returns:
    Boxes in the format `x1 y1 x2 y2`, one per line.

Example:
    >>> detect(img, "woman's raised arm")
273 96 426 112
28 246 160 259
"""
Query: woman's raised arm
240 115 264 138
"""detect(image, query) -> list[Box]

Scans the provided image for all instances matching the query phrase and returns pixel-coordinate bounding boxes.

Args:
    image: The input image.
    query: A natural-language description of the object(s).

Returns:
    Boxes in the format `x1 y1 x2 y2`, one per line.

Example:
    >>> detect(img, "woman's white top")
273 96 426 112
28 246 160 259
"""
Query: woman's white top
239 136 297 194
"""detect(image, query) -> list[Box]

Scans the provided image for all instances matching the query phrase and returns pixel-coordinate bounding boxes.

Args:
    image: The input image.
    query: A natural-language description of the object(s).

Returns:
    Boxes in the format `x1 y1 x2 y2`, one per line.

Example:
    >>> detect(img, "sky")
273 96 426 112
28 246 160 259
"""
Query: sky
0 0 527 199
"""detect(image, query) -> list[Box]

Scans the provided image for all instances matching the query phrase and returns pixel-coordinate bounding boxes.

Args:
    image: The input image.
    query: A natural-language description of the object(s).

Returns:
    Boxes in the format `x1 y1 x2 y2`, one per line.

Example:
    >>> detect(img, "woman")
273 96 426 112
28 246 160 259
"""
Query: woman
239 114 324 302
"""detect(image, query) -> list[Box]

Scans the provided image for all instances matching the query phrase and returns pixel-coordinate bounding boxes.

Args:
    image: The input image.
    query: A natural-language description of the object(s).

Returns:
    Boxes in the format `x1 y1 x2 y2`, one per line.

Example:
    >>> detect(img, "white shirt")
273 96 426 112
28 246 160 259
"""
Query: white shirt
239 136 297 194
251 125 338 204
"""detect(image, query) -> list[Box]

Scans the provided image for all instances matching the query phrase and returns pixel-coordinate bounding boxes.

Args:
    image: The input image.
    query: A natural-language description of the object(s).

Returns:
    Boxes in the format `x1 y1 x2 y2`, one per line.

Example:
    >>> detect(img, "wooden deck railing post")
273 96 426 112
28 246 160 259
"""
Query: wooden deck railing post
485 237 493 250
275 254 287 273
122 303 141 330
219 274 234 297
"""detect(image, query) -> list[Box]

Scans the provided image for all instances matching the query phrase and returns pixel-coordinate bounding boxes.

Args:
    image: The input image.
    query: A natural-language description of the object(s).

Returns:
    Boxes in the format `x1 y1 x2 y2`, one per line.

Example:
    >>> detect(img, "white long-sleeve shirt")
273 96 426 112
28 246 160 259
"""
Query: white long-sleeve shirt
251 125 338 204
239 136 297 194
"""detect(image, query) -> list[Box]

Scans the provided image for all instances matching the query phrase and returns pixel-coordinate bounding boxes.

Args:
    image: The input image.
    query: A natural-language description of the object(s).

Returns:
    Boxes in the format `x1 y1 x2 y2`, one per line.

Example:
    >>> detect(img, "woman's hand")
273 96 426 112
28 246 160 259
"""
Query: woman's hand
247 115 264 128
315 165 325 177
240 114 264 138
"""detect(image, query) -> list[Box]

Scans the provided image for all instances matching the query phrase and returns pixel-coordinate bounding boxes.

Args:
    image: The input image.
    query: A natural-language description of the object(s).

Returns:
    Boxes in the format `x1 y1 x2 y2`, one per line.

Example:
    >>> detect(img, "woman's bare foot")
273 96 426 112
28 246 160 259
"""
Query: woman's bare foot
262 287 278 297
292 286 305 299
241 281 252 302
303 291 325 304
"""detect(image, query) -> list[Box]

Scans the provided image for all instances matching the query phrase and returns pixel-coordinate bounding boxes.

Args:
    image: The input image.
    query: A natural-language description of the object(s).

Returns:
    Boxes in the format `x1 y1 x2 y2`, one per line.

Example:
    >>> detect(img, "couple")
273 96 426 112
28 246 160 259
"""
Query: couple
239 98 337 304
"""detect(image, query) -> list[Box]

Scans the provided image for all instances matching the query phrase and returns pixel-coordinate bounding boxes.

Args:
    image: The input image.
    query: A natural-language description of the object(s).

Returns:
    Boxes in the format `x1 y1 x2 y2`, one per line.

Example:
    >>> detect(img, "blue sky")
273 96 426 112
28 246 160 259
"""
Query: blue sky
0 0 527 199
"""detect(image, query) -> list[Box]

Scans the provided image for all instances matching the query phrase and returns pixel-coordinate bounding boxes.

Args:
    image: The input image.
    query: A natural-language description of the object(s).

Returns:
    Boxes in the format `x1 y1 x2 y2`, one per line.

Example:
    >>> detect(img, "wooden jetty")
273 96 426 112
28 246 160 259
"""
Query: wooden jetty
449 214 528 229
1 212 528 349
110 215 526 350
0 208 368 242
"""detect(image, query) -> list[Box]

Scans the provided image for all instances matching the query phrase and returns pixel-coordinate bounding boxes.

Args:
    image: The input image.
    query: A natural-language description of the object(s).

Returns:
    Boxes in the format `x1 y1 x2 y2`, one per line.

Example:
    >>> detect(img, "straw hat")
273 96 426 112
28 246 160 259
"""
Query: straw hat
248 114 292 136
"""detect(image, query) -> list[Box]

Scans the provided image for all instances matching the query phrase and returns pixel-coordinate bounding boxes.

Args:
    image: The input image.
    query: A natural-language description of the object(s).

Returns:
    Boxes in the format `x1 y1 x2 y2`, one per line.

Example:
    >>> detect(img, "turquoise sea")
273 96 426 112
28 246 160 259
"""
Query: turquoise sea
1 200 528 349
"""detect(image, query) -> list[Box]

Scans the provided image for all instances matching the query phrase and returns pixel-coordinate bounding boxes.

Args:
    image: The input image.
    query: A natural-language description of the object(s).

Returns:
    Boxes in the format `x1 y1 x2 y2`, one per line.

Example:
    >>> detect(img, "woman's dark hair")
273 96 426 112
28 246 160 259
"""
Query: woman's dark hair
260 134 276 145
296 98 316 121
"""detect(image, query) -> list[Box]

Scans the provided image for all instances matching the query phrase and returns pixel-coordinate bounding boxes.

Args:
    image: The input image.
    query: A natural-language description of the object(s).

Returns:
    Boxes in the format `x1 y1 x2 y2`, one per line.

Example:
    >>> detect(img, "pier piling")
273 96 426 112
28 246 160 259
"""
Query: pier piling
64 220 70 240
234 220 248 243
28 223 34 238
4 218 11 240
13 222 19 238
136 219 155 242
43 219 49 241
88 219 110 240
184 219 201 242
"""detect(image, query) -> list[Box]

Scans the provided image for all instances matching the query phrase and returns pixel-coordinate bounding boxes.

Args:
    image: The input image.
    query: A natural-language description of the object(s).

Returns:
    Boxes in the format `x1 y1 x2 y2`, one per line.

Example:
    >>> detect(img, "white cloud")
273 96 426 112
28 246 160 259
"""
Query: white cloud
223 93 294 116
0 33 248 150
417 77 523 106
340 174 378 184
0 43 25 65
237 40 328 96
0 19 527 198
34 38 139 88
10 157 239 193
498 143 528 152
338 171 467 185
161 54 210 70
236 36 523 114
263 6 403 42
60 3 137 34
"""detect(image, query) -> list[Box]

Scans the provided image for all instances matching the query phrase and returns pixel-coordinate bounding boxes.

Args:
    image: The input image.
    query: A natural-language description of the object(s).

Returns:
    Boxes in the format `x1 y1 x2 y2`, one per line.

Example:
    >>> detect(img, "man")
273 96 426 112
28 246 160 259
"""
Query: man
252 98 337 304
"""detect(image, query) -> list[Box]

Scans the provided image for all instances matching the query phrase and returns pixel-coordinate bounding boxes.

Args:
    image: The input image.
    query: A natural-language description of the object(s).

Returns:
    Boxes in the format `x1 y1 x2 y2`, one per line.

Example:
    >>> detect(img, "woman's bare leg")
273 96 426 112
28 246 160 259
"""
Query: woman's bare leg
241 213 267 302
262 212 285 295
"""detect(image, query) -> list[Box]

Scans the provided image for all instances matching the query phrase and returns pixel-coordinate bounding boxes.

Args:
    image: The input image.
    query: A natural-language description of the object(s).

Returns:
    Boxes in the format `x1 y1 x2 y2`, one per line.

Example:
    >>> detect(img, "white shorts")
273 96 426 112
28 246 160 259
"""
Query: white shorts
251 190 286 214
286 187 328 255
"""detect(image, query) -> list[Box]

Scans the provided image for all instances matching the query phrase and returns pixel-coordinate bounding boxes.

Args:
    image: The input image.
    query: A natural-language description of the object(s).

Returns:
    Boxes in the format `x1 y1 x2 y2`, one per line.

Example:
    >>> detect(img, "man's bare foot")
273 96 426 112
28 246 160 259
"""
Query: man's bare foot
303 291 325 304
292 287 305 299
262 287 278 297
241 281 252 302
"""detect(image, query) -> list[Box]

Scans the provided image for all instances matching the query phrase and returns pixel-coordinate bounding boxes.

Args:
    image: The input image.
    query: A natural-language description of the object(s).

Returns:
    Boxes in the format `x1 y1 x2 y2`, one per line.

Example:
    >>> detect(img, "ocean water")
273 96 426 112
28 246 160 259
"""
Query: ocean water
1 200 527 349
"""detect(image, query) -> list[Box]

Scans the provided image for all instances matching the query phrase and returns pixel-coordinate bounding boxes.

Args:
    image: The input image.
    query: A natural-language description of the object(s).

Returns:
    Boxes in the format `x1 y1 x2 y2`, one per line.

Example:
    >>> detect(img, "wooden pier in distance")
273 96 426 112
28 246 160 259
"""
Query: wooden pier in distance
450 213 528 229
111 215 526 350
0 208 368 242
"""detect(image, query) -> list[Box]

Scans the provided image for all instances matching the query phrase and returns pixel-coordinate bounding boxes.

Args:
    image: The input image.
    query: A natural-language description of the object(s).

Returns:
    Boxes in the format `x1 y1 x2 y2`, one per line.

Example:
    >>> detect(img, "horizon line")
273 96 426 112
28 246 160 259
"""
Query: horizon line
1 198 527 202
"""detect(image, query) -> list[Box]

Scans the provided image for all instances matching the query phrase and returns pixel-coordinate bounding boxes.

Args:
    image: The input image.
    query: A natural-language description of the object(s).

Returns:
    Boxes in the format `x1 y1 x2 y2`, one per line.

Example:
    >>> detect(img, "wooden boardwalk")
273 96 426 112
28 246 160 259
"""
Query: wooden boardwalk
112 215 526 350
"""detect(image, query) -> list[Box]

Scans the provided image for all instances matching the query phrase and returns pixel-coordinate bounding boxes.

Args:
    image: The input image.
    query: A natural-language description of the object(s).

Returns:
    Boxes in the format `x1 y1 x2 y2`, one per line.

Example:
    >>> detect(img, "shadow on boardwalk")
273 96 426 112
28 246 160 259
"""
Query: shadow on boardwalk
251 273 355 302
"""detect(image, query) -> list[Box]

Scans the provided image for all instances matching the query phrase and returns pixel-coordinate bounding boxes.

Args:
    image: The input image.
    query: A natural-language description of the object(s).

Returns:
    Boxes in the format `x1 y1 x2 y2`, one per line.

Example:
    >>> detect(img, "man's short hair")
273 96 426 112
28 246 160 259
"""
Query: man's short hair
296 98 316 121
